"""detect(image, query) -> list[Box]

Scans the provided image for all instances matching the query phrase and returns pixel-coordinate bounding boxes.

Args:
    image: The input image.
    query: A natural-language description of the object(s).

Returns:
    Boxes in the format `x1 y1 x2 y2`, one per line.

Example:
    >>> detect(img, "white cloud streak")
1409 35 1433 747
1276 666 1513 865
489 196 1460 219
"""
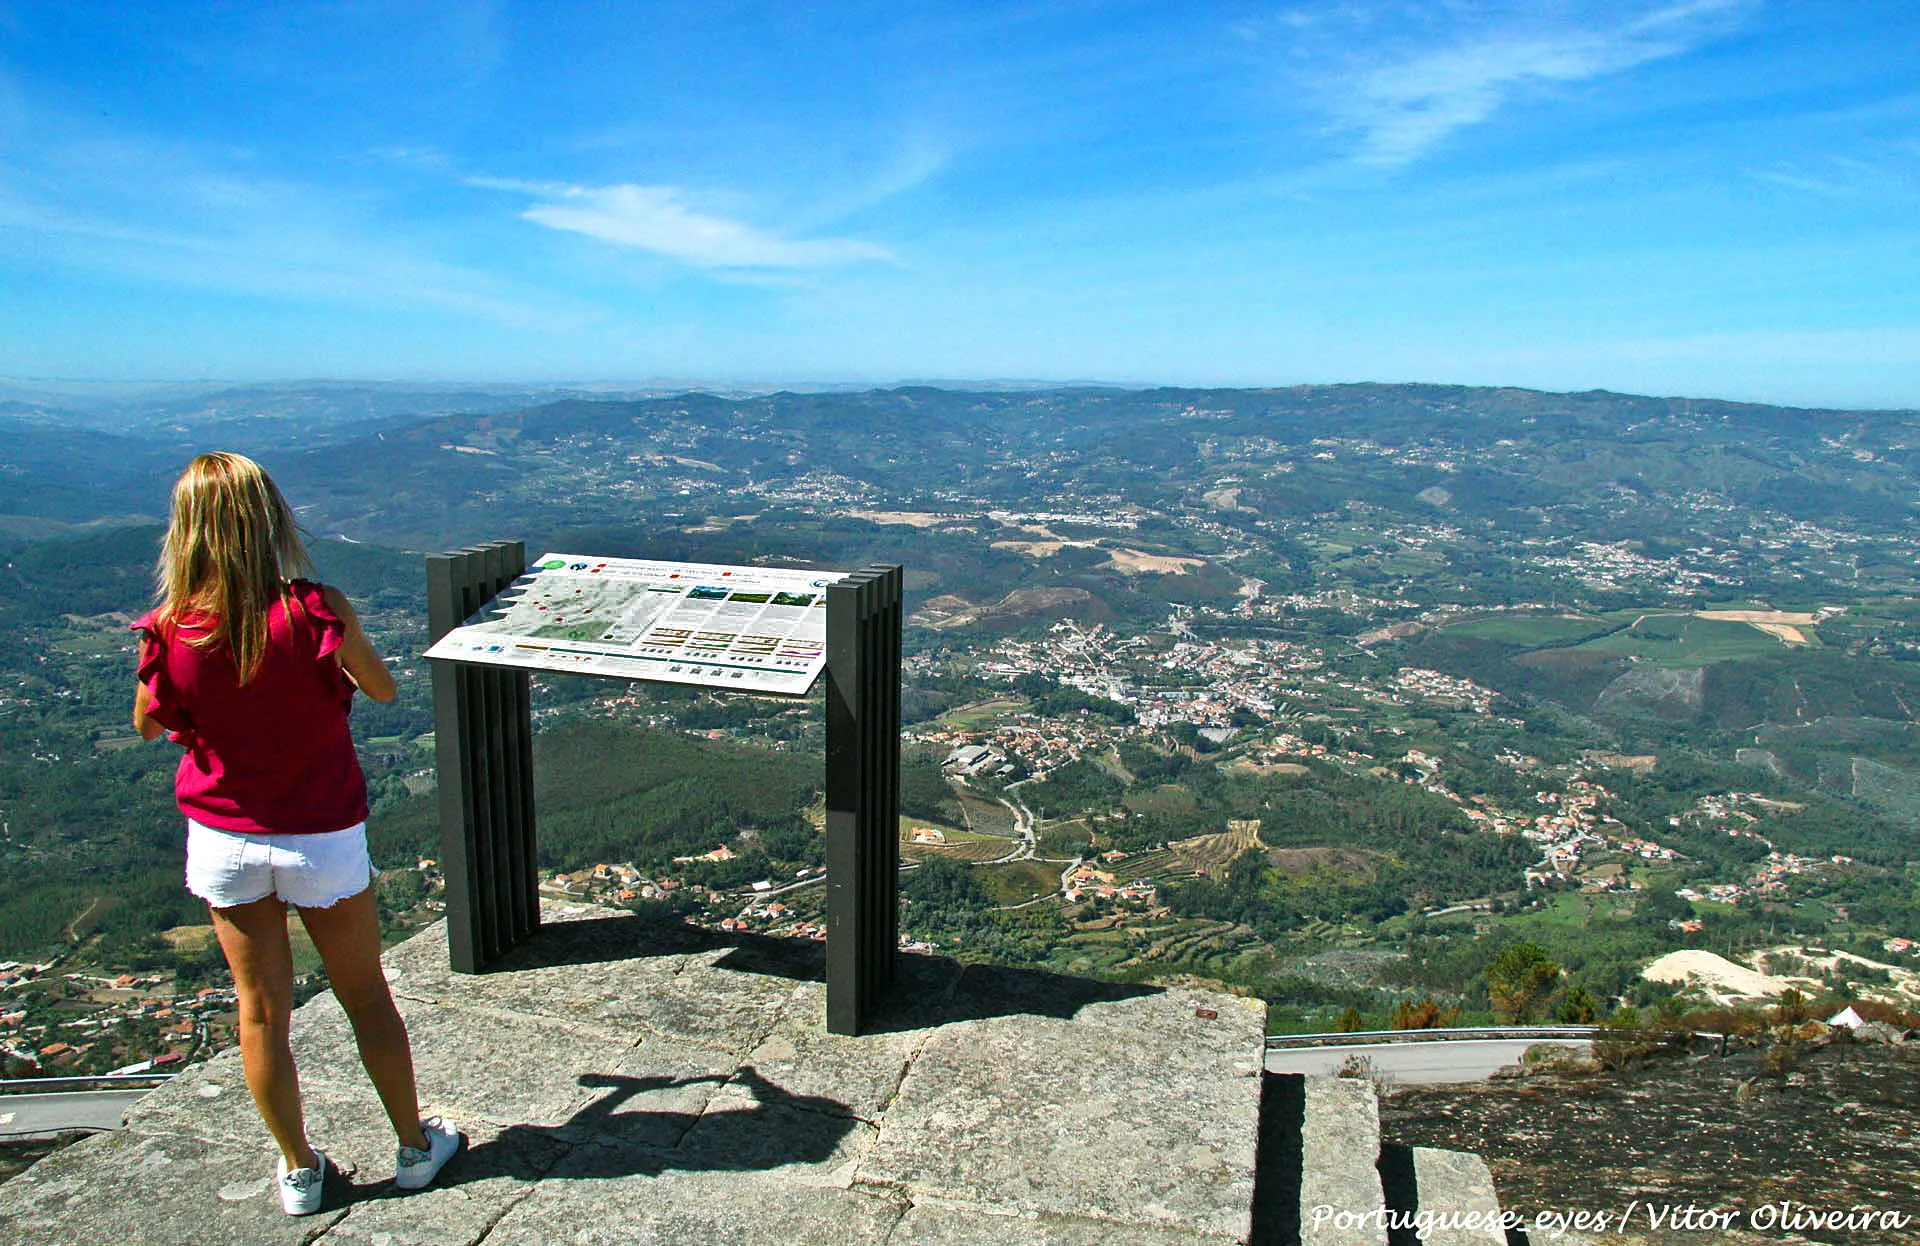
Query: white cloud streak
1303 1 1750 167
504 182 893 269
0 94 576 330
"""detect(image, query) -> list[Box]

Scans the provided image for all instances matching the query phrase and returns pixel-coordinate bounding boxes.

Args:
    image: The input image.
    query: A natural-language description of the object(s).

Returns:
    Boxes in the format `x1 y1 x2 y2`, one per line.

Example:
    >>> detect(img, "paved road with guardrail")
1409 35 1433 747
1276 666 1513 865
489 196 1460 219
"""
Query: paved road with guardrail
0 1076 174 1140
1265 1027 1597 1084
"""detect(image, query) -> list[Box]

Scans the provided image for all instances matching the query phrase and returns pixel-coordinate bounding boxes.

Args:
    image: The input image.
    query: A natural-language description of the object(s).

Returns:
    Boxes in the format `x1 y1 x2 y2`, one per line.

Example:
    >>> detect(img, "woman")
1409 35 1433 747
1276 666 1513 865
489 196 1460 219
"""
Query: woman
132 452 459 1215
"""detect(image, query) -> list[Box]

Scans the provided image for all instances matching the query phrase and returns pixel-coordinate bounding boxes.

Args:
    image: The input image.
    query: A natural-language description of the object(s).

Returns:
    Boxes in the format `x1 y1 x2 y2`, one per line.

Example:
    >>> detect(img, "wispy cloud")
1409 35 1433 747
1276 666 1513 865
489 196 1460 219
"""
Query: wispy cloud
0 93 576 330
0 183 564 329
1749 149 1914 200
1286 1 1750 167
492 181 894 269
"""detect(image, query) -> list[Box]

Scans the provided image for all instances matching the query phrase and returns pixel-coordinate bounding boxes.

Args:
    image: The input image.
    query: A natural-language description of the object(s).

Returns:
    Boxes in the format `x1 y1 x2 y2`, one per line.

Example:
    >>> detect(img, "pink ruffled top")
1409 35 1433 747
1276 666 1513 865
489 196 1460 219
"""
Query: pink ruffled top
132 579 368 835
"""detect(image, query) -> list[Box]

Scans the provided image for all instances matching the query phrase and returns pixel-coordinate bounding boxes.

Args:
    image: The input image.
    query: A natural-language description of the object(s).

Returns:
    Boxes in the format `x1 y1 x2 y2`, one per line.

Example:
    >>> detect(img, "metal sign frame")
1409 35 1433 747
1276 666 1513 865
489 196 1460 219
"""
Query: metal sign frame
424 541 901 1036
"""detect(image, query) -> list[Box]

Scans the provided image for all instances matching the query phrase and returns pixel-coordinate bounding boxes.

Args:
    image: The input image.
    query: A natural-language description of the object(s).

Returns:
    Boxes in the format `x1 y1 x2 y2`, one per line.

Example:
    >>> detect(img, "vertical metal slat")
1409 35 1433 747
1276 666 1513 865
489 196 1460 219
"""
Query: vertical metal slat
498 541 540 936
426 552 478 973
476 544 516 953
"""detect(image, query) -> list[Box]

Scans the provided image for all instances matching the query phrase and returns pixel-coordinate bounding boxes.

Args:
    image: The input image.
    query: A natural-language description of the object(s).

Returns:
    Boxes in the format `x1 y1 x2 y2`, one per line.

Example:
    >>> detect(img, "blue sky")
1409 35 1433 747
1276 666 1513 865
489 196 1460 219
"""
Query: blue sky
2 1 1917 407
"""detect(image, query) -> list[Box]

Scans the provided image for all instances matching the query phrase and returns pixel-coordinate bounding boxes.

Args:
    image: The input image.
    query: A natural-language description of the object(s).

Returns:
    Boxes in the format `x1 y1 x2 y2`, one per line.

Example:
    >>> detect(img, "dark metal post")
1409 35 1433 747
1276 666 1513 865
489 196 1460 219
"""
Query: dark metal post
425 541 538 972
824 564 903 1035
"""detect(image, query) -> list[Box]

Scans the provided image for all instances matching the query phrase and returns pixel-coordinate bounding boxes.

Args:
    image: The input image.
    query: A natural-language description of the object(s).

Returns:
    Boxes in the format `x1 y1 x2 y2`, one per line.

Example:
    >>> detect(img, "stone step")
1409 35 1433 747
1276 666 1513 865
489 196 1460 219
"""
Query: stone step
1405 1147 1507 1246
1298 1075 1387 1245
1263 1073 1511 1246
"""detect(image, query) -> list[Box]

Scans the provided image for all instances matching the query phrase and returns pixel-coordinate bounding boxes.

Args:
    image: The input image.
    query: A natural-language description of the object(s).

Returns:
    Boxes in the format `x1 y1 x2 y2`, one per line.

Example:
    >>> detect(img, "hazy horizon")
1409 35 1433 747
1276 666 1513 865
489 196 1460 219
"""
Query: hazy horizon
4 2 1918 409
5 374 1918 419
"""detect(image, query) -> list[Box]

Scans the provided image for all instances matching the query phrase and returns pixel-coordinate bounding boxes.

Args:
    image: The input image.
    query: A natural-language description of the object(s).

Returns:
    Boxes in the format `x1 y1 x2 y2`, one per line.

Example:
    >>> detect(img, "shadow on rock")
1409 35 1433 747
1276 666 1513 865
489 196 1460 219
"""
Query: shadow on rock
428 1066 857 1189
490 913 1163 1030
858 957 1162 1034
489 912 742 973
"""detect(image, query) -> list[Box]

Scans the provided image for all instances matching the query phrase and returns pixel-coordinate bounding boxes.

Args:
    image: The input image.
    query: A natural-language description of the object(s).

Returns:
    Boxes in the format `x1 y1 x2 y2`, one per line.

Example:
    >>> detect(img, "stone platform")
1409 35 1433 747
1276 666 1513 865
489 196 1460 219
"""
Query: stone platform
0 904 1267 1244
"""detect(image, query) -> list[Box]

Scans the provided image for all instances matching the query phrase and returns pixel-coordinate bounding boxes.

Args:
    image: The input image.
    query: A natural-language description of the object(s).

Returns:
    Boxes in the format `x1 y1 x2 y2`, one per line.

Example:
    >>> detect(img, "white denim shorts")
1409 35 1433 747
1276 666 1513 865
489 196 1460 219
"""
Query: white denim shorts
184 819 377 910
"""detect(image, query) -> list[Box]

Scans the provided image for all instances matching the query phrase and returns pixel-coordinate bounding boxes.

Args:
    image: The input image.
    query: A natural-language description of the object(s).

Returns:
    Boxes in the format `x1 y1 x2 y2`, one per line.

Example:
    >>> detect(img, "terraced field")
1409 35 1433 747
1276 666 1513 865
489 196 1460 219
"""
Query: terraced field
899 825 1018 863
954 788 1019 835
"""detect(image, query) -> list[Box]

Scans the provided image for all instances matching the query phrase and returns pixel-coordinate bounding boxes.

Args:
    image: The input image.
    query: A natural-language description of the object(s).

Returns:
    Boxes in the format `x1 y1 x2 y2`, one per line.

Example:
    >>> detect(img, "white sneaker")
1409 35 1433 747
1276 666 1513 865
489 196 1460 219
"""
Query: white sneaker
394 1116 462 1190
276 1149 328 1216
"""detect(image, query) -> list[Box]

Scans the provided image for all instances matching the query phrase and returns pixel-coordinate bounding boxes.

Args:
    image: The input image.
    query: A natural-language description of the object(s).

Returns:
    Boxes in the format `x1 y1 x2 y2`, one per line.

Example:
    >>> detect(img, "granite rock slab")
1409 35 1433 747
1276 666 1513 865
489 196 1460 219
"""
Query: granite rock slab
481 1166 909 1245
737 978 930 1123
5 908 1278 1246
305 1118 568 1246
1299 1076 1386 1246
298 990 646 1129
649 1080 878 1187
0 1127 346 1246
889 1198 1250 1244
859 1007 1261 1239
1409 1147 1506 1246
120 1050 260 1149
387 925 807 1053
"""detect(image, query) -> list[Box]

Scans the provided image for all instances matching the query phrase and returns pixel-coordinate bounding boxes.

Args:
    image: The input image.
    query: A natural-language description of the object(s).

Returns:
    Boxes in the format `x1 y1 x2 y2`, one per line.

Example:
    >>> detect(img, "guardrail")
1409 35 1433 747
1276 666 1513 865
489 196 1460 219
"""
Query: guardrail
1266 1026 1600 1049
0 1074 178 1093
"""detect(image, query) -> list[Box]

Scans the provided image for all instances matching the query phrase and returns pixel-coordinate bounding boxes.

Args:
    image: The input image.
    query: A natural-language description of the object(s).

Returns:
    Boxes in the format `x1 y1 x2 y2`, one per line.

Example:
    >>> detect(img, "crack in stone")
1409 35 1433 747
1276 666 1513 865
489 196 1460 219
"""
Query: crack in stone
391 993 663 1047
626 1016 754 1058
119 1121 252 1151
297 1206 353 1244
844 1029 943 1192
876 1027 940 1116
865 1189 914 1244
772 1096 882 1131
850 1173 915 1199
459 1176 547 1246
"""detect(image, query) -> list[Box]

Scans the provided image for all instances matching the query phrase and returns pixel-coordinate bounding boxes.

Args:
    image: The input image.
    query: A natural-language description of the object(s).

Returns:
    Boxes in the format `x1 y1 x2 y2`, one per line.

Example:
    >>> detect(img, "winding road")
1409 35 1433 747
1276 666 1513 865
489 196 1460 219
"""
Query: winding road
982 788 1036 864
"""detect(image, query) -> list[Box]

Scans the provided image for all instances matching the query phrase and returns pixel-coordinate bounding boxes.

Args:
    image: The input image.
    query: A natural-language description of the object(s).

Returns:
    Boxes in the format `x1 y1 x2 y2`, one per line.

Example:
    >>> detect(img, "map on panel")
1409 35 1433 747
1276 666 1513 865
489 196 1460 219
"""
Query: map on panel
423 553 843 695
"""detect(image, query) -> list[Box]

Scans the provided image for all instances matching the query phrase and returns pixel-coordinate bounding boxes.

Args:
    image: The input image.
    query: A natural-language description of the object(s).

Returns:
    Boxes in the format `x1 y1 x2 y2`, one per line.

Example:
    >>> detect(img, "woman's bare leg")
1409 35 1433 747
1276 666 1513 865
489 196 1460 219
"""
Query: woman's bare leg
297 886 429 1151
208 895 316 1170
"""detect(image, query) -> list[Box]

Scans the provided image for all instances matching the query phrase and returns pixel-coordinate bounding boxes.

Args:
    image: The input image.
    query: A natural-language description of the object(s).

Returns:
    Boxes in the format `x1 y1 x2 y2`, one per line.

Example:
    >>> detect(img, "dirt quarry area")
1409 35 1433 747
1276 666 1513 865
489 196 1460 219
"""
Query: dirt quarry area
1694 609 1822 645
989 538 1071 556
1643 949 1808 1002
1106 547 1203 574
1643 946 1920 1008
842 509 961 527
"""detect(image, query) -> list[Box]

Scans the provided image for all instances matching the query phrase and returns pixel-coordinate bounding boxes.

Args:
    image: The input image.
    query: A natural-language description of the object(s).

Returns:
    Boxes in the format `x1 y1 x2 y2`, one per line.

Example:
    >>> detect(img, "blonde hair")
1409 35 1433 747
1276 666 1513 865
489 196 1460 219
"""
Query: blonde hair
156 452 313 684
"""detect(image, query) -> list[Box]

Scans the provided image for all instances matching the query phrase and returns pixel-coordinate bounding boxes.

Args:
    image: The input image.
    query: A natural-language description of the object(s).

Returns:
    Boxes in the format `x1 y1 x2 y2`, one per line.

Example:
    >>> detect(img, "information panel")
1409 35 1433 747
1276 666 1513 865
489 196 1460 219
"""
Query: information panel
423 553 842 695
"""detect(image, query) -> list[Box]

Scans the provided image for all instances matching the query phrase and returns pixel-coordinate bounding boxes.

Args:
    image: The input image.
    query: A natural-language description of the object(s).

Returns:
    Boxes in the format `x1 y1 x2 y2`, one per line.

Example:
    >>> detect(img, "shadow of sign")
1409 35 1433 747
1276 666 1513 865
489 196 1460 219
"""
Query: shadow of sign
488 912 1164 1031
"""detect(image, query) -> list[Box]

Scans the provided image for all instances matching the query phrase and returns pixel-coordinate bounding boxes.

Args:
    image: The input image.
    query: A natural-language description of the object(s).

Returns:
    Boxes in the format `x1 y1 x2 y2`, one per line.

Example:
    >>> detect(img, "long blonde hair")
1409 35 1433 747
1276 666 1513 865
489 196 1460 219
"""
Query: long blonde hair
156 452 314 684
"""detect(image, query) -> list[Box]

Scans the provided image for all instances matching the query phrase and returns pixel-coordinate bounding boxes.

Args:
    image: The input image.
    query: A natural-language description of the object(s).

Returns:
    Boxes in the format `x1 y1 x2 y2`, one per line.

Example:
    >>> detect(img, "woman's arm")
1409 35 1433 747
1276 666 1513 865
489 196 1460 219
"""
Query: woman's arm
323 586 399 702
132 680 166 741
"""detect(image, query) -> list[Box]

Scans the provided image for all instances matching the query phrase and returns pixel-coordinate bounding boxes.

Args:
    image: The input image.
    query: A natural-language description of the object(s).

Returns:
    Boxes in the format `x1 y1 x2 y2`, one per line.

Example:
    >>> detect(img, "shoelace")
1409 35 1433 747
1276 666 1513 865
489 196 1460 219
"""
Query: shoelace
284 1166 320 1191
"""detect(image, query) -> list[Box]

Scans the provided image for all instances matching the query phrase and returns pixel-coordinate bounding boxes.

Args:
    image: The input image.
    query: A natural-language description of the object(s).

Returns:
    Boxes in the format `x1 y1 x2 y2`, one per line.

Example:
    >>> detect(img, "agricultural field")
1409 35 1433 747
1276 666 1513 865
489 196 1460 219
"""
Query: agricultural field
929 699 1024 731
1034 817 1096 857
899 823 1016 864
1122 783 1198 817
953 788 1020 836
1440 612 1612 647
975 859 1061 906
1568 612 1797 664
